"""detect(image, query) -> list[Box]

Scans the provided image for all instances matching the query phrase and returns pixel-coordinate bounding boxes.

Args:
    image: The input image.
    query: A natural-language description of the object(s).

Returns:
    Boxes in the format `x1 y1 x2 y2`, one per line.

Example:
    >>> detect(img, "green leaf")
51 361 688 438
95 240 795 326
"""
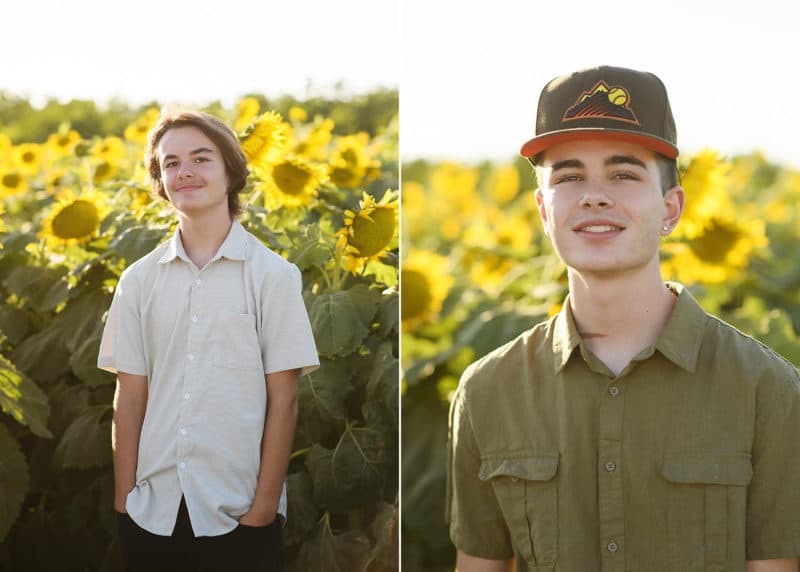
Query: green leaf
70 334 115 387
54 404 112 469
109 224 169 263
0 306 32 345
363 258 397 288
289 226 331 271
0 423 29 542
0 354 52 437
365 503 398 572
296 514 370 572
2 264 68 312
305 425 387 512
284 470 320 547
51 288 110 353
363 342 398 430
307 285 380 357
9 326 71 385
296 358 353 448
375 293 398 339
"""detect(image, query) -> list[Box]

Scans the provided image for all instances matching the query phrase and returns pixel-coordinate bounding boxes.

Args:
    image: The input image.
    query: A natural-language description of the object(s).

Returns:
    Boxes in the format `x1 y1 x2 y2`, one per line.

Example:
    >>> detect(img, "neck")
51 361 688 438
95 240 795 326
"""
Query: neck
567 261 677 373
177 211 233 269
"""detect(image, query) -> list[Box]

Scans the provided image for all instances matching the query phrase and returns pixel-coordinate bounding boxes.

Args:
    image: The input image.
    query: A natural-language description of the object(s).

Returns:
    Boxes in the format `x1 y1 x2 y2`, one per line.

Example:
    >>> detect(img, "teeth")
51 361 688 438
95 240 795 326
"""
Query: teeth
580 225 620 232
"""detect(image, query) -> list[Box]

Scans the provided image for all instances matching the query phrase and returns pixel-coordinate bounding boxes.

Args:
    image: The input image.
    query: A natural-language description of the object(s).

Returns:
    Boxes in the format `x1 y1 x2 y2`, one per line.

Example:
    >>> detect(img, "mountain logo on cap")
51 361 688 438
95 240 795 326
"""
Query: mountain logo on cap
562 81 640 125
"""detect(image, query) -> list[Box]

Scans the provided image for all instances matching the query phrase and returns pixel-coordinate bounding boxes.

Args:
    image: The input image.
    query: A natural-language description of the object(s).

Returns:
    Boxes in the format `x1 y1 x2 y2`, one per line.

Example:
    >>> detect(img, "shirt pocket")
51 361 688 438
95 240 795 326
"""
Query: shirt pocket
479 454 559 569
661 453 752 572
214 311 263 371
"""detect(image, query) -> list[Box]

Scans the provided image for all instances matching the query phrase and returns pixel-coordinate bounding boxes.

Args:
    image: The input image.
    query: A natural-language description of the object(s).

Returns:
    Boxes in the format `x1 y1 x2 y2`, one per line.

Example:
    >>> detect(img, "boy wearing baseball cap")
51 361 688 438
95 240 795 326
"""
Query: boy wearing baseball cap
447 66 800 571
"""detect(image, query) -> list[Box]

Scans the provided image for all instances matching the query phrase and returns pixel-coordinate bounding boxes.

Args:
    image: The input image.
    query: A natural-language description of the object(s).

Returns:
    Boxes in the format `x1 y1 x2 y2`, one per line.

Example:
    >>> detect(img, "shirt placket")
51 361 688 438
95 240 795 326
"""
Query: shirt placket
599 378 625 571
176 269 205 478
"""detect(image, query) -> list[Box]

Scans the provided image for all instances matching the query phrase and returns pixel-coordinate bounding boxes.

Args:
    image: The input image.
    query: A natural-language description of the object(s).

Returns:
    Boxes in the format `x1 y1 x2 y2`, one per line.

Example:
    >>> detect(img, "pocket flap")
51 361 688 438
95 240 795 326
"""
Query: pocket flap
662 453 752 485
479 454 559 481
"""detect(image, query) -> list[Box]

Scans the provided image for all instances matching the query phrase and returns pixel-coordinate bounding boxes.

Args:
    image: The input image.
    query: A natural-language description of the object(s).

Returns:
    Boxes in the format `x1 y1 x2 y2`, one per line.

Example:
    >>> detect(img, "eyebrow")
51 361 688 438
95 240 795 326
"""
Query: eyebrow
161 147 216 163
550 155 647 172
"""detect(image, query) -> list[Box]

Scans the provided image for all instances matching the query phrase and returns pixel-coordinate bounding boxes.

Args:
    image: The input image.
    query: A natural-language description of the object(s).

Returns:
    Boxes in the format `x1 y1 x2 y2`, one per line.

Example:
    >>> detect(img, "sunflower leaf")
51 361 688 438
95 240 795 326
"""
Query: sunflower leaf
284 470 320 547
0 423 29 542
307 285 380 357
9 326 71 385
2 265 68 312
0 307 32 345
0 354 52 438
296 515 370 572
54 404 112 469
295 358 353 448
109 225 169 264
363 342 398 430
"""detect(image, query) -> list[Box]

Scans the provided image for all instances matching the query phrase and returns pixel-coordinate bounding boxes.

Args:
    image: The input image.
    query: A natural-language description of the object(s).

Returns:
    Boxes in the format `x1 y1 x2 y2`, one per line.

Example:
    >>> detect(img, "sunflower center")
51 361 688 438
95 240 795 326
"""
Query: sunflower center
95 161 112 178
688 219 740 264
2 173 21 188
51 199 101 239
349 207 395 257
401 269 432 321
22 151 36 163
272 162 312 195
57 135 71 147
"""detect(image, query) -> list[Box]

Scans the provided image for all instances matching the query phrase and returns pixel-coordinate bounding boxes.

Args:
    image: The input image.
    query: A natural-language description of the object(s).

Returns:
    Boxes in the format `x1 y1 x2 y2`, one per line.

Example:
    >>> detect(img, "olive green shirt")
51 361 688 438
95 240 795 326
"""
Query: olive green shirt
447 283 800 572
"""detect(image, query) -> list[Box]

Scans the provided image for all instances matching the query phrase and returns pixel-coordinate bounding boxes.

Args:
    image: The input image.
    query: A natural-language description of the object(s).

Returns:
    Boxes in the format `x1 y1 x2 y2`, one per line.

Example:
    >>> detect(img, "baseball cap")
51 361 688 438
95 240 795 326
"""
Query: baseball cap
520 66 678 163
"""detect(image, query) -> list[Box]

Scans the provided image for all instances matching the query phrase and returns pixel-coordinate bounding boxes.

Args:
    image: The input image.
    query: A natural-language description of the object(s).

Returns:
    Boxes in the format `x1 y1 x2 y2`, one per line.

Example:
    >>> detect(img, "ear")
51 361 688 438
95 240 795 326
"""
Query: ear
661 185 685 234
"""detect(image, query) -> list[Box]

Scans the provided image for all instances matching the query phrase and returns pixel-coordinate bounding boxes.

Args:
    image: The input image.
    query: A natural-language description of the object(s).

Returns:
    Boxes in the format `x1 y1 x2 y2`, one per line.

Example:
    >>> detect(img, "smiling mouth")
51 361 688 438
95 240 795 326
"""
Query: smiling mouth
575 224 624 233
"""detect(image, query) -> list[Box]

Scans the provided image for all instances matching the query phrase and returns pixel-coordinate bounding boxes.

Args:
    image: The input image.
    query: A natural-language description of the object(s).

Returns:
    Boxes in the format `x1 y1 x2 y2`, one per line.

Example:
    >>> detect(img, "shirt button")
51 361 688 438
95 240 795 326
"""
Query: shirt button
605 461 616 472
195 279 202 286
180 427 187 435
609 386 620 397
184 393 190 400
607 541 619 553
191 315 198 323
188 353 195 361
179 462 186 469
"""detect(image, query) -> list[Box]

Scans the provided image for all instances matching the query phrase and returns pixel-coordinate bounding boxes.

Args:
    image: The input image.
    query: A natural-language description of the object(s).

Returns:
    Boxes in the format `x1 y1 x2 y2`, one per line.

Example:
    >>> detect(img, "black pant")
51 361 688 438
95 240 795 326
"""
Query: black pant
116 497 284 572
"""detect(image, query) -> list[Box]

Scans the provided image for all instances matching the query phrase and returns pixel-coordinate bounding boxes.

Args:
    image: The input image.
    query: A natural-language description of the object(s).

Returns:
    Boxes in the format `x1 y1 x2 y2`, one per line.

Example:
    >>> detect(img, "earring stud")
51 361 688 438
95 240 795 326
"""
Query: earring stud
663 226 669 232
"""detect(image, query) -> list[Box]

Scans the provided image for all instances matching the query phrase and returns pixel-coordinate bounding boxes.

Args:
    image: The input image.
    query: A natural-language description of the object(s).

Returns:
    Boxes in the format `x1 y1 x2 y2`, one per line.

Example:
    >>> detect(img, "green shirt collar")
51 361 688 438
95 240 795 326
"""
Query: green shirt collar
552 282 706 375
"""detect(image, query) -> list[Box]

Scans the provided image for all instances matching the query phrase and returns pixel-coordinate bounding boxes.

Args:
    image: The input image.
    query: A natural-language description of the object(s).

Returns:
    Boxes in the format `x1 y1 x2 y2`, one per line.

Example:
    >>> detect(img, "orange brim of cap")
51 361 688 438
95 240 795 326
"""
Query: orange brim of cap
520 129 678 161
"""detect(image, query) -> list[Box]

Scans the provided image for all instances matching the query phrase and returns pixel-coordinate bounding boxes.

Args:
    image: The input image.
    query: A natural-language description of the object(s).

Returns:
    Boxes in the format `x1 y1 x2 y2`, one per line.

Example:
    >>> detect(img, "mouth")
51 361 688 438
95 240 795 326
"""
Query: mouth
176 185 202 192
576 224 624 233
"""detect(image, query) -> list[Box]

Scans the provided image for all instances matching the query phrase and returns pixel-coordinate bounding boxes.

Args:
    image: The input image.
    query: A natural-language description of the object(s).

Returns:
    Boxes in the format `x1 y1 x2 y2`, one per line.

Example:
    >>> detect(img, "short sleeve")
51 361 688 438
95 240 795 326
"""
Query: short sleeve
97 271 147 376
746 366 800 559
446 373 514 560
259 262 319 376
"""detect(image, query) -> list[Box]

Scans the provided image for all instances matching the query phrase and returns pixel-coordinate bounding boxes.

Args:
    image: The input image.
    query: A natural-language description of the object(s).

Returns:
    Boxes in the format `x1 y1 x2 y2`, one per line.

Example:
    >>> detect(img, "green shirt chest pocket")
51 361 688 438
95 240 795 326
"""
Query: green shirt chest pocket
480 454 559 570
661 453 753 572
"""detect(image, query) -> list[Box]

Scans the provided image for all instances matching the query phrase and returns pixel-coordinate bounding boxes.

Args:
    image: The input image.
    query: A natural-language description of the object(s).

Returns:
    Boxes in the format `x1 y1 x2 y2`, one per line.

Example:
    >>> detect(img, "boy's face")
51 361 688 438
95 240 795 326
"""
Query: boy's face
535 139 684 279
157 126 230 219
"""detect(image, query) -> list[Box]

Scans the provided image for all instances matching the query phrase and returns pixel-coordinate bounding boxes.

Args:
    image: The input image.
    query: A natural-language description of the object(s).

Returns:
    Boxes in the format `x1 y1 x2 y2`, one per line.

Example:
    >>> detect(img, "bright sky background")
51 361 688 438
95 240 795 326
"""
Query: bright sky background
0 0 399 107
401 0 800 168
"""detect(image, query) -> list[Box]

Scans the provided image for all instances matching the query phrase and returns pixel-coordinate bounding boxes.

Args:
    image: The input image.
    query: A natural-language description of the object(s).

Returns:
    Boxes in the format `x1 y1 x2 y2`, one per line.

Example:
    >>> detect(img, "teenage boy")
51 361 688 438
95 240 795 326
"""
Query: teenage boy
447 66 800 572
98 111 318 571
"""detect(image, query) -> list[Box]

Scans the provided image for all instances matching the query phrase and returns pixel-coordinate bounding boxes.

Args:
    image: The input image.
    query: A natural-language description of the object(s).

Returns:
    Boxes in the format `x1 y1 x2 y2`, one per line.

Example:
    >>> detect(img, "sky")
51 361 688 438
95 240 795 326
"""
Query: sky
0 0 399 107
3 0 799 168
401 0 800 168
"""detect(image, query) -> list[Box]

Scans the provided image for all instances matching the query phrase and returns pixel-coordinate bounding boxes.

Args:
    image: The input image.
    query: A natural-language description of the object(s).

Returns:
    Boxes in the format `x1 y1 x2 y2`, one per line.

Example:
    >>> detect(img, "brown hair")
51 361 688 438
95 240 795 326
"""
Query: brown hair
145 110 249 217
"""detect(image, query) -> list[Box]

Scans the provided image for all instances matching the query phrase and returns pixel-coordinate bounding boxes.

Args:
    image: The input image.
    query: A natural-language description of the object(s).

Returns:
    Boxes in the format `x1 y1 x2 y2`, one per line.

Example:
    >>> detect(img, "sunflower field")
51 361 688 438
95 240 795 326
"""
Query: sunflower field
0 92 398 571
401 151 800 571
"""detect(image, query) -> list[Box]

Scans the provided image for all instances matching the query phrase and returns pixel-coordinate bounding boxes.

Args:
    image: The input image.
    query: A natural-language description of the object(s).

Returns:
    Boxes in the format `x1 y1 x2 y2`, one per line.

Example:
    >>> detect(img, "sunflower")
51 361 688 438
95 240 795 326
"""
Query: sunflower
46 130 81 157
401 249 454 330
240 111 288 167
487 164 521 205
40 188 110 246
13 143 43 175
329 133 379 189
0 168 28 197
0 133 11 165
90 136 127 163
124 108 160 146
288 106 308 123
337 189 398 273
462 209 533 292
257 154 328 210
92 159 118 184
661 217 767 284
234 97 261 133
294 117 334 161
676 149 731 239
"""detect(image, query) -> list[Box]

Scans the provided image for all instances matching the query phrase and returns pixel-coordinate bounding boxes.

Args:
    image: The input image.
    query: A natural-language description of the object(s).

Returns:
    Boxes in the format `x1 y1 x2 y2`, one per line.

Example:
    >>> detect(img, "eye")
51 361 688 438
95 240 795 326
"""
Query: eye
553 173 582 185
611 171 640 181
194 156 210 163
164 160 178 169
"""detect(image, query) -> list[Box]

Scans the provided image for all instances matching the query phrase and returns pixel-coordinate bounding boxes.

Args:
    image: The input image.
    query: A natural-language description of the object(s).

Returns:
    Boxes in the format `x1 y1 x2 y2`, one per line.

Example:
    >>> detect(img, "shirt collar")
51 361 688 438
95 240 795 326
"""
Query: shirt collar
158 219 247 265
551 282 706 374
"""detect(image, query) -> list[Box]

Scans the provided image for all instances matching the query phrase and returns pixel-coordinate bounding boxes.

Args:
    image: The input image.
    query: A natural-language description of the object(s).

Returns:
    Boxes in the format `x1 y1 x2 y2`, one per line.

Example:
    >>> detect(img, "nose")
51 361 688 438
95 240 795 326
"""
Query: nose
580 185 613 209
178 164 194 179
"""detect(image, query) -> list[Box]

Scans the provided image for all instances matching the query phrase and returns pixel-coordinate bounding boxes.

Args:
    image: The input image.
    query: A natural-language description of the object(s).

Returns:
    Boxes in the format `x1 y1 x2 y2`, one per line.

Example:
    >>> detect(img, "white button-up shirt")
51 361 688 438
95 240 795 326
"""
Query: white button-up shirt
98 220 319 536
